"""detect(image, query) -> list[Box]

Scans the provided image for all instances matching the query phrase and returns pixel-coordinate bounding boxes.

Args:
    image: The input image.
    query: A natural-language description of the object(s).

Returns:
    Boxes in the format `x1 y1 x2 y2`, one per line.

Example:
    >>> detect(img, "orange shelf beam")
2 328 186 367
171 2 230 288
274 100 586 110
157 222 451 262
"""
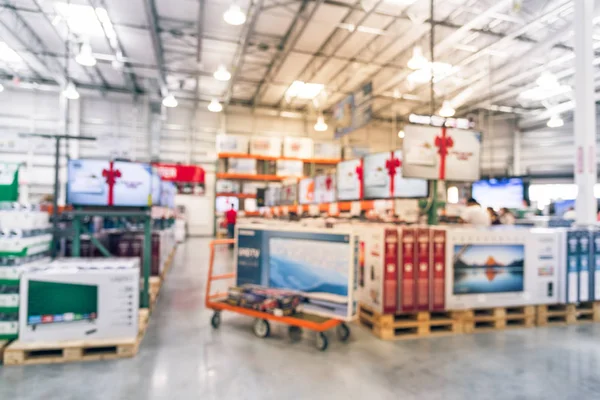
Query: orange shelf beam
216 193 257 199
216 173 285 181
218 153 340 165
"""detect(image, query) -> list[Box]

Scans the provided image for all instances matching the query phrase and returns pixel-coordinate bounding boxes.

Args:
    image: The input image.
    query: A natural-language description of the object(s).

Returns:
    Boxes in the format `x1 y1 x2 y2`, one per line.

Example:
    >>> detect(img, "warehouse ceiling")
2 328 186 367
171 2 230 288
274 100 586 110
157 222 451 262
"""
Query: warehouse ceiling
0 0 592 123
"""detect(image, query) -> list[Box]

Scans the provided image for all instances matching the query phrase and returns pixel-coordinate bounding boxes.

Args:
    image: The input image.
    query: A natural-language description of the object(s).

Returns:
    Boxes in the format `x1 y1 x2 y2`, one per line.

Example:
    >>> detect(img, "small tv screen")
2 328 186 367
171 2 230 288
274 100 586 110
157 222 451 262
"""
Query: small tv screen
472 178 524 209
453 244 525 295
336 159 362 201
27 280 98 326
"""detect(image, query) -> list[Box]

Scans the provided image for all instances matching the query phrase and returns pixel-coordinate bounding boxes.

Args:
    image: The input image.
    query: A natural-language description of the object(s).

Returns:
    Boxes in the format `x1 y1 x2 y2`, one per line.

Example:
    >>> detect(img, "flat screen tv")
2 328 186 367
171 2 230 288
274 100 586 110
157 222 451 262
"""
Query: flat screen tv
472 178 524 209
336 159 362 201
453 244 525 295
67 159 152 207
363 151 429 199
27 280 98 326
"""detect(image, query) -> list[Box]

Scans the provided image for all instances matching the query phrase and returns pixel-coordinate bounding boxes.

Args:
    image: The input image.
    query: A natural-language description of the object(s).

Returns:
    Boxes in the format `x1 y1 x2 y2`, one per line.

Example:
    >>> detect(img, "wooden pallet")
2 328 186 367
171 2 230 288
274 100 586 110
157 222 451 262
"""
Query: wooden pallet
0 340 10 364
3 310 148 366
456 305 536 333
359 304 461 340
536 302 600 326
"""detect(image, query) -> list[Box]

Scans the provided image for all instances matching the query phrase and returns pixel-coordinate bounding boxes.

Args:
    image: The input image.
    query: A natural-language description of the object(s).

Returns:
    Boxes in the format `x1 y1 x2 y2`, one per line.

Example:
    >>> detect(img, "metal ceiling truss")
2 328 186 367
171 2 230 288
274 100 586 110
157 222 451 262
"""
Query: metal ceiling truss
224 0 265 105
143 0 168 96
251 0 323 106
0 0 66 85
90 0 142 94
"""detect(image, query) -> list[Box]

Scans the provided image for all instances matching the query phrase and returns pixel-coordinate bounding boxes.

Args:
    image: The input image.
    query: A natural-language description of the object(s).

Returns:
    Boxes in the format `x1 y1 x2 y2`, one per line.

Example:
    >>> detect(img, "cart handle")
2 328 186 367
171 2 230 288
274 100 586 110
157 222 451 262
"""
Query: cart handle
206 239 236 308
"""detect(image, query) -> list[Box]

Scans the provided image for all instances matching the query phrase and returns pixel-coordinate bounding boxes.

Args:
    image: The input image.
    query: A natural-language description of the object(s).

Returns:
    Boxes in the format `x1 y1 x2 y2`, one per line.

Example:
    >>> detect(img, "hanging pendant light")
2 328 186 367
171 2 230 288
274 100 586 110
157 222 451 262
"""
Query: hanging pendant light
314 114 328 131
397 129 405 138
213 65 231 81
439 100 455 117
407 46 427 70
223 4 246 26
75 42 97 67
208 99 223 112
162 94 178 108
63 81 80 100
547 115 564 128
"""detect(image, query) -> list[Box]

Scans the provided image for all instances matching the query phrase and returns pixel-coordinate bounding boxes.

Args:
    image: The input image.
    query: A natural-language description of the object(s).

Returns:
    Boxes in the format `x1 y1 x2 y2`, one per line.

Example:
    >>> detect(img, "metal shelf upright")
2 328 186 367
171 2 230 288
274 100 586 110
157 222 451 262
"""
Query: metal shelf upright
69 207 153 308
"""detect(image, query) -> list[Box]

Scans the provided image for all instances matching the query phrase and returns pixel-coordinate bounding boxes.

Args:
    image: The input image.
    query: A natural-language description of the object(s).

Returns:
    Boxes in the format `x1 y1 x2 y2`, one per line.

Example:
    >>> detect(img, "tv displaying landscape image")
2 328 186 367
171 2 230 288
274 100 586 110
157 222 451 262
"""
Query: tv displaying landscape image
453 244 524 294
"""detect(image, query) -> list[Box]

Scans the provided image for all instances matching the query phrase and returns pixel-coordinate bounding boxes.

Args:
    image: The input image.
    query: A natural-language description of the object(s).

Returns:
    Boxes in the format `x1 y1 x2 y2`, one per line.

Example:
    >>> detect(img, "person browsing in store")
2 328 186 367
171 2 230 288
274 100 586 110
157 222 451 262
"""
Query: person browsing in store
460 198 491 226
225 204 237 248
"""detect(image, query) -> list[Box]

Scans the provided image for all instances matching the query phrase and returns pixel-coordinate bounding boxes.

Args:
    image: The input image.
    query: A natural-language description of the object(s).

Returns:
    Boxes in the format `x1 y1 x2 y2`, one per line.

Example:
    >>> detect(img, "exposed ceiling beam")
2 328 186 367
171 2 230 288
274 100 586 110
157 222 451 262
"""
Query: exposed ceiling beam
224 0 265 105
142 0 168 96
275 0 386 108
0 0 66 85
91 0 142 94
251 0 319 106
194 0 204 103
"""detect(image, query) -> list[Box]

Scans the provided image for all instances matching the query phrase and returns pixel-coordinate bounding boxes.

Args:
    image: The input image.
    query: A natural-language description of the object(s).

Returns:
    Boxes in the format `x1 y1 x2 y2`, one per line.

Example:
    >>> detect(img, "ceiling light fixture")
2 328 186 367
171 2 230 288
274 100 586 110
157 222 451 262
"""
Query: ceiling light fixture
75 42 97 67
213 65 231 81
162 94 178 108
547 115 564 128
286 80 324 100
536 71 559 89
62 81 80 100
439 100 456 117
208 99 223 113
397 129 405 139
314 114 328 132
407 46 427 70
0 84 5 93
223 4 246 26
112 51 124 70
407 62 453 84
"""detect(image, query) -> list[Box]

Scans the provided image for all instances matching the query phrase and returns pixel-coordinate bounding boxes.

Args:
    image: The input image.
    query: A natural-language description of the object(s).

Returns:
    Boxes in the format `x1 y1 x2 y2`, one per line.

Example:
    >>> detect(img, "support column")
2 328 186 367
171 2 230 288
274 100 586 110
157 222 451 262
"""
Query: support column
513 128 521 176
574 0 597 225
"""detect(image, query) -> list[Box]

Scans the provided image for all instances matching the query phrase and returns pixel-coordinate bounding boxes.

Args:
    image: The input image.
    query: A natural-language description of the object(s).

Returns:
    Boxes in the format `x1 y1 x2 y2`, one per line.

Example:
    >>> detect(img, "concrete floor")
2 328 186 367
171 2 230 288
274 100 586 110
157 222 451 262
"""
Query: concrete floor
2 237 600 399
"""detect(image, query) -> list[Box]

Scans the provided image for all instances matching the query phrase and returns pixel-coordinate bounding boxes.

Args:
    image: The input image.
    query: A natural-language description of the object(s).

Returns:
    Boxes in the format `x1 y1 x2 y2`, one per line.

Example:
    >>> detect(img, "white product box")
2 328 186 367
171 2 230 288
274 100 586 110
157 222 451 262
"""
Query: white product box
283 137 313 159
19 259 139 342
216 134 249 155
445 228 560 310
249 136 282 158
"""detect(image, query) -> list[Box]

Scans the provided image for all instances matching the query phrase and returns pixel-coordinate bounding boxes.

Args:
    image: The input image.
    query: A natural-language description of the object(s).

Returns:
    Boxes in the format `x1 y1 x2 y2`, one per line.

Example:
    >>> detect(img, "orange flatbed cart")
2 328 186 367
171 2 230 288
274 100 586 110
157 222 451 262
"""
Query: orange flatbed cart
205 239 351 351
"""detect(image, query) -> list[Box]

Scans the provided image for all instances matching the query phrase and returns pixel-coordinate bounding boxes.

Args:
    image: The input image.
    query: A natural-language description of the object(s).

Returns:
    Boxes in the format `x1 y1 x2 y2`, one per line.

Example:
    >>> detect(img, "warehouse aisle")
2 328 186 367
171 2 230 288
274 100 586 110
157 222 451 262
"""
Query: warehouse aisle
2 237 600 399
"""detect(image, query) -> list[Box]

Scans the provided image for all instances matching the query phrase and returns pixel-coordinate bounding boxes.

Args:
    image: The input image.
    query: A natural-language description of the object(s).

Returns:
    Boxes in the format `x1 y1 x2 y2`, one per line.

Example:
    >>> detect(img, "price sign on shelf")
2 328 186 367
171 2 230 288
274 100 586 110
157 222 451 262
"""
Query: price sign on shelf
309 204 320 216
282 206 289 215
297 205 303 214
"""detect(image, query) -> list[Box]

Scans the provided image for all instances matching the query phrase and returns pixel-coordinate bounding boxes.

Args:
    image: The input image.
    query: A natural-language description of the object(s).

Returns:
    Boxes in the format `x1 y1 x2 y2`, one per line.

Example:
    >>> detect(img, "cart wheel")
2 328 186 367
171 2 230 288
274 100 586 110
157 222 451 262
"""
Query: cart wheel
316 332 328 351
211 312 221 329
288 326 303 342
336 323 350 342
253 319 270 338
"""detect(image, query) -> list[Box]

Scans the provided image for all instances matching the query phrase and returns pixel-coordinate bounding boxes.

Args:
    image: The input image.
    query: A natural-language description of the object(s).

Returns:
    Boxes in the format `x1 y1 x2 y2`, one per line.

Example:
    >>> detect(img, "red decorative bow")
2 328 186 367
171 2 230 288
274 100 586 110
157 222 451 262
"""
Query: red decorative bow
102 161 122 206
325 175 333 191
385 152 402 196
355 163 364 199
434 126 454 180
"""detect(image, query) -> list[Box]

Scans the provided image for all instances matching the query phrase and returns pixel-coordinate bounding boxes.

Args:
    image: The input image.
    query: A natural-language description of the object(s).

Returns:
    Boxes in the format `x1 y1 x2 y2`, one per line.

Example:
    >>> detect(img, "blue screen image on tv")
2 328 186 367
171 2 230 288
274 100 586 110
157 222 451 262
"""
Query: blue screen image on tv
472 178 524 209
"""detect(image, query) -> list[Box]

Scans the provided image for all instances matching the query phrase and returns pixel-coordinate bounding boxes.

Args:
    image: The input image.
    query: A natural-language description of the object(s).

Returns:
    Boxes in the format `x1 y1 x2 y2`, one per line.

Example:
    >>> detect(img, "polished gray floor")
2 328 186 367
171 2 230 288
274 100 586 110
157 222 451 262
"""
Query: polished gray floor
2 237 600 399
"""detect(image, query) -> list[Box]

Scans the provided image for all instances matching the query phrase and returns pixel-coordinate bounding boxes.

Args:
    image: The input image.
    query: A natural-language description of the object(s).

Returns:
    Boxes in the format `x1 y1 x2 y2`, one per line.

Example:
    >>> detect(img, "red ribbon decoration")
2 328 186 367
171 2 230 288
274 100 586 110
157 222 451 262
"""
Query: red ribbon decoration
355 163 364 199
102 161 122 206
434 126 454 180
325 175 333 191
385 152 402 196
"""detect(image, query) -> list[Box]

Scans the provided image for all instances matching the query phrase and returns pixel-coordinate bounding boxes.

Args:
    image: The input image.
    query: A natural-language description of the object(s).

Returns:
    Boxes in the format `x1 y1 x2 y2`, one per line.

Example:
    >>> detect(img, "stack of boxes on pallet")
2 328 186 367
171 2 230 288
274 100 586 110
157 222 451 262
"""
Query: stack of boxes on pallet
358 226 600 340
3 258 141 366
0 204 52 341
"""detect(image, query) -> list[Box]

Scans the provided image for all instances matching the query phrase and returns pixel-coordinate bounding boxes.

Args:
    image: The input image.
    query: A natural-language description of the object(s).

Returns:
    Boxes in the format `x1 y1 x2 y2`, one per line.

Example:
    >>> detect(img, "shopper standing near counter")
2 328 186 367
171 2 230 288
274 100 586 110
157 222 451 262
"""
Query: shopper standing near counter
225 204 237 248
461 198 491 226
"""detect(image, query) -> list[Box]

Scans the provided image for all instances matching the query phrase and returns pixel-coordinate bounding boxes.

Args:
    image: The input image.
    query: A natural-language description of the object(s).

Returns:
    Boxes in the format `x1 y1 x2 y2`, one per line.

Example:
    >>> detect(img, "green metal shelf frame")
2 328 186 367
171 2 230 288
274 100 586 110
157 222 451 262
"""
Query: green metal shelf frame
69 207 153 308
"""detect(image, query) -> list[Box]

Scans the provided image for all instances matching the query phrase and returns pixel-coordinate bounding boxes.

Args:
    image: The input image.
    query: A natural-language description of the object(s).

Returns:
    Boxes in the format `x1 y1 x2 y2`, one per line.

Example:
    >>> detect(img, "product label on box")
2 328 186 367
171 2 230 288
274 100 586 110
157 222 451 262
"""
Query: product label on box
383 229 398 314
400 228 416 312
566 231 580 303
0 321 18 335
0 293 19 307
416 228 430 310
236 229 266 286
594 231 600 300
431 229 446 311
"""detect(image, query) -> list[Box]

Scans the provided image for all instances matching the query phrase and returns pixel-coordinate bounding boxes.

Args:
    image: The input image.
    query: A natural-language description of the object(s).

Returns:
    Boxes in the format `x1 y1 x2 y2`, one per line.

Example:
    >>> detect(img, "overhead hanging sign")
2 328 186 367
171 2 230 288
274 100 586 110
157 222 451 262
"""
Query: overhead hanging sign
153 163 205 184
402 124 481 182
333 81 373 139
